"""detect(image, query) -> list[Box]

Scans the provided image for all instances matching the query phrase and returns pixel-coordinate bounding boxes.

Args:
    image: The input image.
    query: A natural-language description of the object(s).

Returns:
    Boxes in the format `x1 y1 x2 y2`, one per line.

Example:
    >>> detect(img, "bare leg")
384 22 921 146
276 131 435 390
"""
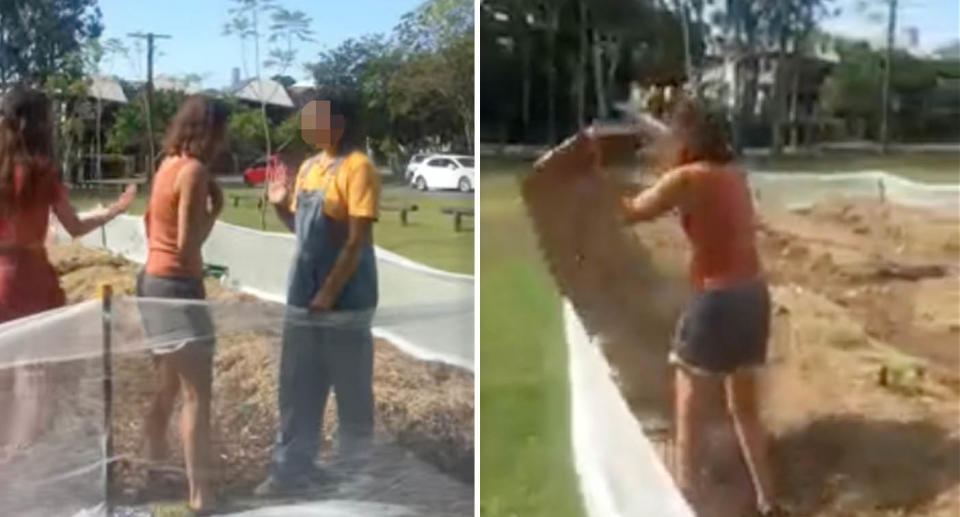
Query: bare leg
725 370 777 512
145 355 179 463
8 366 45 448
674 366 718 505
173 345 215 512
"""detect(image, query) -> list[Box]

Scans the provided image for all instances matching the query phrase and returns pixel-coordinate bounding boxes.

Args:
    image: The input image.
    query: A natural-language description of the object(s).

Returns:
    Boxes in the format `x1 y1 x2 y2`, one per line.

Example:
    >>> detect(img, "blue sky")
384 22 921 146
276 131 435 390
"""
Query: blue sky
97 0 957 89
821 0 959 52
98 0 424 89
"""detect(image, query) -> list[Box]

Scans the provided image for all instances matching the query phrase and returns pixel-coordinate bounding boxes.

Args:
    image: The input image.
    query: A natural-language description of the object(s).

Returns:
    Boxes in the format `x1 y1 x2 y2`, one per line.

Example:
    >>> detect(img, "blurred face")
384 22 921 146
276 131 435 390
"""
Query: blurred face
300 100 345 151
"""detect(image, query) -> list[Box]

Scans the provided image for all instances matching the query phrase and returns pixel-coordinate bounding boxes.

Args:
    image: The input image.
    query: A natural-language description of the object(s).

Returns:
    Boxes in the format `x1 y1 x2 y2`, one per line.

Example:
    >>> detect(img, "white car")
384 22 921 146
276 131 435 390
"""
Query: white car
410 154 475 192
404 153 428 181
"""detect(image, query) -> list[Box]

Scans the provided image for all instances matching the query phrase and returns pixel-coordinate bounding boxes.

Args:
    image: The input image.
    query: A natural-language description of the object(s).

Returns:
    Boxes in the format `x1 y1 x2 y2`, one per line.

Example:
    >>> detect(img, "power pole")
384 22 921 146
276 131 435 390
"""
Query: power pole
127 32 171 185
880 0 897 153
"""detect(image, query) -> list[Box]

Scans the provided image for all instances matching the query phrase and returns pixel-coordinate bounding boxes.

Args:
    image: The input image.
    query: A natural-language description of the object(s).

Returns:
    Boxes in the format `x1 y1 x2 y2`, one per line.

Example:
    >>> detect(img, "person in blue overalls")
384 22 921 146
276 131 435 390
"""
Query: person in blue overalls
257 88 380 495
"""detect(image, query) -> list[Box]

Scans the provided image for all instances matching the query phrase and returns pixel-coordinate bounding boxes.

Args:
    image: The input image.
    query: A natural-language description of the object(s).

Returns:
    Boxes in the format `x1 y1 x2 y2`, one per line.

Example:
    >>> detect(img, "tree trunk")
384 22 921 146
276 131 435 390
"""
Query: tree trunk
521 37 531 136
741 57 758 121
789 57 800 148
576 0 587 128
880 0 897 153
253 4 272 230
771 34 788 156
591 29 607 119
96 96 102 180
675 0 693 85
731 56 743 153
546 6 559 144
606 39 620 105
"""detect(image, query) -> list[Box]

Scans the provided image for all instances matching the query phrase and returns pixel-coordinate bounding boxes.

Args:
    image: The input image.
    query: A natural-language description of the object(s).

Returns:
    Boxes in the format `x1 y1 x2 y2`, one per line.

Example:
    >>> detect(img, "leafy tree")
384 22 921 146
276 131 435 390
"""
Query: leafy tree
224 0 285 228
271 74 296 88
821 39 949 141
0 0 103 87
106 89 185 161
305 0 473 159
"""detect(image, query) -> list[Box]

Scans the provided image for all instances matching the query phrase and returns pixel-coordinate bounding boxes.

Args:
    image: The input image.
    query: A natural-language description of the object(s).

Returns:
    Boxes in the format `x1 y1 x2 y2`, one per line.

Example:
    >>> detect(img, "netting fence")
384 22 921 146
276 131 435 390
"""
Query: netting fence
0 215 474 516
748 170 960 214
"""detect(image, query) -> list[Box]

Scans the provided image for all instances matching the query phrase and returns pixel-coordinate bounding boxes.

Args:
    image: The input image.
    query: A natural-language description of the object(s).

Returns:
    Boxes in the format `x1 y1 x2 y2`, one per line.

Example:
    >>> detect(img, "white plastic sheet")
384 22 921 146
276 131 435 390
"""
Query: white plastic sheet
61 215 474 370
564 300 694 517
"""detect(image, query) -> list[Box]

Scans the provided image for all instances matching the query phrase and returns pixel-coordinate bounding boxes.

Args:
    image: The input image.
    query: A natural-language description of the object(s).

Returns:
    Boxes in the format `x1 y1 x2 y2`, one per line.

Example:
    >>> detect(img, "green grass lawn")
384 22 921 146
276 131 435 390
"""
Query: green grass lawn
70 179 474 274
479 166 585 517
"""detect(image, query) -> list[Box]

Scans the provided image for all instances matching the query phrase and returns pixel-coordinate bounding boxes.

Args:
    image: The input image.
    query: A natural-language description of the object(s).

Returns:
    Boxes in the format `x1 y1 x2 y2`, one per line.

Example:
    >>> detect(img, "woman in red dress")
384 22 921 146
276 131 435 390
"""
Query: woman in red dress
0 85 136 449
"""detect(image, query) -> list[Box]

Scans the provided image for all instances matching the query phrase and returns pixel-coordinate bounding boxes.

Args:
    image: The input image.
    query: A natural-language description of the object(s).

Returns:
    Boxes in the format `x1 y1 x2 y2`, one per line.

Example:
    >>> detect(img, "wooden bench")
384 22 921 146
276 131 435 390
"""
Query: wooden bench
228 192 263 209
441 207 474 232
382 204 418 226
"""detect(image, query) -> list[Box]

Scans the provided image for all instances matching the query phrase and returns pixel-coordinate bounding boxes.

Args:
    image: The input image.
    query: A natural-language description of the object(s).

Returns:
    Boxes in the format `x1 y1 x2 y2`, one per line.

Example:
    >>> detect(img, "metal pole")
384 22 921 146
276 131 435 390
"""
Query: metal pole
127 32 171 187
145 34 156 183
100 284 114 517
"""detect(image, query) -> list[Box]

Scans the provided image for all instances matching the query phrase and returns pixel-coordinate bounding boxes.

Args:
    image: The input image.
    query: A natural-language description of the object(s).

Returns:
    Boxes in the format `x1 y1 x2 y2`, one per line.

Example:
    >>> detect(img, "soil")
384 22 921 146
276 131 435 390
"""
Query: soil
602 198 959 517
2 244 473 516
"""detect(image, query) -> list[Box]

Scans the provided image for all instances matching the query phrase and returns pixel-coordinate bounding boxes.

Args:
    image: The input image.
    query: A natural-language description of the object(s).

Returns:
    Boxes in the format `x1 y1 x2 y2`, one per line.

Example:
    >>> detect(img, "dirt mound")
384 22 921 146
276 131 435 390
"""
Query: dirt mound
40 244 473 502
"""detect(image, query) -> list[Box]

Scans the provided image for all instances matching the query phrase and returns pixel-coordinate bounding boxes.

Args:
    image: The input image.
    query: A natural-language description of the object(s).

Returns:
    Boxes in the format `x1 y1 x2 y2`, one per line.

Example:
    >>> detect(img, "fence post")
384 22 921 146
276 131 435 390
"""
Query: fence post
98 284 114 516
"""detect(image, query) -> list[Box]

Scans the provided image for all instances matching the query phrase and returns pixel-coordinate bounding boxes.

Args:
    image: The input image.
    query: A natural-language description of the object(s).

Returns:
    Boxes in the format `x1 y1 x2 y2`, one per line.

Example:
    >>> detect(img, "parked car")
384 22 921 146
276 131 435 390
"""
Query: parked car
405 153 429 181
409 154 475 192
242 155 284 186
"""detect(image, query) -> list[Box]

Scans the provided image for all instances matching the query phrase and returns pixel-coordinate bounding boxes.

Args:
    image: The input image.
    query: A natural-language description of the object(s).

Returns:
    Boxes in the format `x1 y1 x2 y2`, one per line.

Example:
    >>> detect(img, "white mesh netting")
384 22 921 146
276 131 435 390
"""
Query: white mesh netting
0 215 474 516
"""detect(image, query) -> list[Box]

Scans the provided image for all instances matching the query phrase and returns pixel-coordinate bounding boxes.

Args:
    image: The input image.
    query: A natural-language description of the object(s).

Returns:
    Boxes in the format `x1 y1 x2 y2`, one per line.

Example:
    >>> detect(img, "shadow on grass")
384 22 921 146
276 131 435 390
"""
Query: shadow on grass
775 415 960 515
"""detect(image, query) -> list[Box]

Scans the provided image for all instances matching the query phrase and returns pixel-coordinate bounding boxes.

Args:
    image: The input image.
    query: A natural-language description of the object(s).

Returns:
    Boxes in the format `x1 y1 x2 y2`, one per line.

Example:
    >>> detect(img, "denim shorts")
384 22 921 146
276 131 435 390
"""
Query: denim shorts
670 278 770 375
135 271 216 354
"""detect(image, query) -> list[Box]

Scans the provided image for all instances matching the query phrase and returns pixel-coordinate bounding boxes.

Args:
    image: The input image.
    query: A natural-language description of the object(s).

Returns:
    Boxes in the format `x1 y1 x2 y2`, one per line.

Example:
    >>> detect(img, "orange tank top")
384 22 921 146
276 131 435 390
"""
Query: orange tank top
145 157 203 278
679 162 760 290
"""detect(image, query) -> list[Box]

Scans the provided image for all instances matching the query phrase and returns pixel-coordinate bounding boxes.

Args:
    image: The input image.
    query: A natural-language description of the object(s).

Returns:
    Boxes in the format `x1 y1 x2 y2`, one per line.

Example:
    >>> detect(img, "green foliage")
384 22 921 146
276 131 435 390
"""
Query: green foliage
226 104 268 162
0 0 103 86
821 38 960 140
306 0 474 155
480 0 692 143
106 89 186 154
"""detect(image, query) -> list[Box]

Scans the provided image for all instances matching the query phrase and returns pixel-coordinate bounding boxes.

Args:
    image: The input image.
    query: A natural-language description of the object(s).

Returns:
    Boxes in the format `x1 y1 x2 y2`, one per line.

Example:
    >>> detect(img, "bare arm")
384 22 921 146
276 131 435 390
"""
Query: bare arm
267 164 298 233
175 163 219 255
309 217 372 311
622 167 688 223
53 185 137 238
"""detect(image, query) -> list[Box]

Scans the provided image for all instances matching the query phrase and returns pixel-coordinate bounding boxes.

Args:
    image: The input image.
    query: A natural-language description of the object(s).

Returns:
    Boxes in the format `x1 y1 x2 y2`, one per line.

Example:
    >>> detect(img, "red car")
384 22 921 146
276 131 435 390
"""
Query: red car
243 155 286 186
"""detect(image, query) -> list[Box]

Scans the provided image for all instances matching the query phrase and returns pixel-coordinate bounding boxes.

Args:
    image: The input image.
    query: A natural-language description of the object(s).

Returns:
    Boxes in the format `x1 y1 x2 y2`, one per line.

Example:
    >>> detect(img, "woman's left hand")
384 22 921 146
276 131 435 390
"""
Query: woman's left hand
309 289 335 312
111 184 138 215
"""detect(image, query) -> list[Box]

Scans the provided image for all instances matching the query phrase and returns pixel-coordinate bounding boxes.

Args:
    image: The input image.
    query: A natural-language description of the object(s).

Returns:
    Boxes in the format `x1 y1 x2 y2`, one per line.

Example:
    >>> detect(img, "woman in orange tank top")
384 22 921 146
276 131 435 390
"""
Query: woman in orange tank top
622 100 784 516
139 95 227 514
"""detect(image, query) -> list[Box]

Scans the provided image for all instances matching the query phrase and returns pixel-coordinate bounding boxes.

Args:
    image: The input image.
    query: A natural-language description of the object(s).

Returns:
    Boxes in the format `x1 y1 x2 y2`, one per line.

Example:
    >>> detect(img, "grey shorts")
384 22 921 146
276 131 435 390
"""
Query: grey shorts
670 278 770 375
135 271 216 354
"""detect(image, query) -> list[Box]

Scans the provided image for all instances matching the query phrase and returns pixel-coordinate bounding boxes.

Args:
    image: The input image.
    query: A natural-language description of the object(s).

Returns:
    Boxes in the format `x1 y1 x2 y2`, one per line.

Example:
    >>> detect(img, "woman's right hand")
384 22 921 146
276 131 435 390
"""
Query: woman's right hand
266 161 293 208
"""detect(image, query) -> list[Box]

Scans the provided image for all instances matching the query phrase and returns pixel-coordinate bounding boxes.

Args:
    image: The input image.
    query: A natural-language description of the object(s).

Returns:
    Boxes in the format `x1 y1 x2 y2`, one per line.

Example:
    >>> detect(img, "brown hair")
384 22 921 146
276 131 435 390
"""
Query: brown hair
0 85 55 214
162 95 229 163
655 98 733 170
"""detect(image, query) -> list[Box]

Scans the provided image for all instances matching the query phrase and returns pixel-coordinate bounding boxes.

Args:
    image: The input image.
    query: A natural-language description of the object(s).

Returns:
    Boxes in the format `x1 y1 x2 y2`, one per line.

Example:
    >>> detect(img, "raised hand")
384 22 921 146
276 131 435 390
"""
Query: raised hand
111 184 138 215
266 162 292 206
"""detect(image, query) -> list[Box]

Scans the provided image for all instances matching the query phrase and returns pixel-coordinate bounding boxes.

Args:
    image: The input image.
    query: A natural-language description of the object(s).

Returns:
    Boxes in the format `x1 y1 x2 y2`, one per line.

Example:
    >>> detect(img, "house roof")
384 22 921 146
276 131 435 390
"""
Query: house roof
87 76 127 103
232 78 294 108
155 75 201 94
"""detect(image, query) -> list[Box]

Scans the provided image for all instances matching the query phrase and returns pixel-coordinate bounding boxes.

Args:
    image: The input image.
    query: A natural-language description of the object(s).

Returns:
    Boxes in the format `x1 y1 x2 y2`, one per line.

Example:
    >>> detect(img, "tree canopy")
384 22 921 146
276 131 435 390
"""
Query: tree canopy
0 0 103 87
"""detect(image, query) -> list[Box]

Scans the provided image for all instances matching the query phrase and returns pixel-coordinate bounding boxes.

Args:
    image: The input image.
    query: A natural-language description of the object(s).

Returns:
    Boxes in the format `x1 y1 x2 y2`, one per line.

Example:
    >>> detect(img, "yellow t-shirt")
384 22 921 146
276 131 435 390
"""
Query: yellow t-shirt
290 150 380 220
